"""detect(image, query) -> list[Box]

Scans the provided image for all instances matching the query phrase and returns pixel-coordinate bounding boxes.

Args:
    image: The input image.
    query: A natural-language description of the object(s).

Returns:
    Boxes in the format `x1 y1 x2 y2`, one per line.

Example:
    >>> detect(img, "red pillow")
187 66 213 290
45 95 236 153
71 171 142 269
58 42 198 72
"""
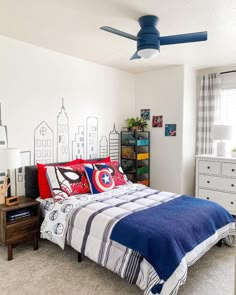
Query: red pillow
37 159 81 199
104 161 128 186
80 156 111 164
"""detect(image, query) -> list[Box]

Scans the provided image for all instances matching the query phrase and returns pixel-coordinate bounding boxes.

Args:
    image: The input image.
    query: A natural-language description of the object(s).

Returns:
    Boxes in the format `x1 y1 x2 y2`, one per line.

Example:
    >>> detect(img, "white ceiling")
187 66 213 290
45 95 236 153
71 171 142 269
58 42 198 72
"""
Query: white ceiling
0 0 236 73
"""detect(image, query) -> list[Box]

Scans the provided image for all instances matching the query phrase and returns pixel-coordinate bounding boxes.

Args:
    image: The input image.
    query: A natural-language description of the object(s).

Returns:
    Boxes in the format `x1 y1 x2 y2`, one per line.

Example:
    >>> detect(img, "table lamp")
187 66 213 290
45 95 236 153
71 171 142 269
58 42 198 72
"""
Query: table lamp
0 148 21 205
212 125 232 157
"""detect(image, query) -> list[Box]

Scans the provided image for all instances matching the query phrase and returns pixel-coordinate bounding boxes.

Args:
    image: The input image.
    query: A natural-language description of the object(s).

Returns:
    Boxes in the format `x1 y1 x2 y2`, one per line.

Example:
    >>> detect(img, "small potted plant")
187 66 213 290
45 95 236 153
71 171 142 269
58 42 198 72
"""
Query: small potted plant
127 117 148 131
231 148 236 157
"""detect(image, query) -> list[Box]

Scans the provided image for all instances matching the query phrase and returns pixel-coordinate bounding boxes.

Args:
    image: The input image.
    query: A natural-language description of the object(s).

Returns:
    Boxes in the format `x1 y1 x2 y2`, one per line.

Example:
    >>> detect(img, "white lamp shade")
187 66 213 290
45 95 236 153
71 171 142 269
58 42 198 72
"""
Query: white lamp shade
137 48 160 59
211 125 232 140
0 148 21 169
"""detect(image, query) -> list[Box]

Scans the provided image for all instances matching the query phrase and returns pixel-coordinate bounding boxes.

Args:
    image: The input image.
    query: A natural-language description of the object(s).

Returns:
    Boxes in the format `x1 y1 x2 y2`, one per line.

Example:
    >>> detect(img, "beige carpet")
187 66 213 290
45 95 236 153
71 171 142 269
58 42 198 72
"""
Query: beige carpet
0 240 234 295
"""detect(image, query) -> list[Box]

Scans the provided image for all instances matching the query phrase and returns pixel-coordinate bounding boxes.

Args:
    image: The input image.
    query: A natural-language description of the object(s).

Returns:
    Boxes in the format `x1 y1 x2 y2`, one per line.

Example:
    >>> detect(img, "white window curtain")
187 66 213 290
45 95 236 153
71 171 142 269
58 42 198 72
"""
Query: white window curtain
196 73 221 155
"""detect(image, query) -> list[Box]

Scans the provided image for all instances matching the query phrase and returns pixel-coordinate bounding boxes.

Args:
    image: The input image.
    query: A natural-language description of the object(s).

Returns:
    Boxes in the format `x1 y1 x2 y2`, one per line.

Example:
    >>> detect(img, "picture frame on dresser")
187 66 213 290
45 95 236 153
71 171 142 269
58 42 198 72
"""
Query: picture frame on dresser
195 155 236 215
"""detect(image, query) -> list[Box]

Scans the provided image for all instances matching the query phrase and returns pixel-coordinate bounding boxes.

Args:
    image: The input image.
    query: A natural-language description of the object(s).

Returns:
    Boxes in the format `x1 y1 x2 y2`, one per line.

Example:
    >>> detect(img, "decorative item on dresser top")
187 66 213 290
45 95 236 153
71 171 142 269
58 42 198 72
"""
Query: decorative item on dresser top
211 125 232 157
0 196 40 260
195 154 236 215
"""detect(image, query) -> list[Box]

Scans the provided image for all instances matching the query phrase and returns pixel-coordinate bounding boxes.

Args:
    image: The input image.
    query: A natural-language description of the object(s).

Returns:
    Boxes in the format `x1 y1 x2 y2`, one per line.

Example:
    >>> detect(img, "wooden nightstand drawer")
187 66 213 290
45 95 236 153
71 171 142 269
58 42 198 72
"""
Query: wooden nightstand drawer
6 216 39 241
198 160 221 175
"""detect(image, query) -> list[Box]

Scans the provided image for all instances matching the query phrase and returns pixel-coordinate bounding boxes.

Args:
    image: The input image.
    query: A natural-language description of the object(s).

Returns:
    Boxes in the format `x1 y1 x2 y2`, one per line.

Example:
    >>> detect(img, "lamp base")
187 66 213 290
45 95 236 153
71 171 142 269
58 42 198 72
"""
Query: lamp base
216 141 226 157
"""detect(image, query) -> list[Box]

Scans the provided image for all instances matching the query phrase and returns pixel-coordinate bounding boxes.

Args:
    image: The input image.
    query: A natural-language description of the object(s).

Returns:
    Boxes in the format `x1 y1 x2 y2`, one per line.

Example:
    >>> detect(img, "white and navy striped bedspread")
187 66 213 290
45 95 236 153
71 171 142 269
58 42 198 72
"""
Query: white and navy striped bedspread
40 184 236 295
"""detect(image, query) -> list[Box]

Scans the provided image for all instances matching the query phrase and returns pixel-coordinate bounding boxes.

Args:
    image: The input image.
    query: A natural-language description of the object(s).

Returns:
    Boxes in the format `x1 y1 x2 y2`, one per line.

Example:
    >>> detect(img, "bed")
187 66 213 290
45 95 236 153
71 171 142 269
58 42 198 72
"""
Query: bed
25 162 236 295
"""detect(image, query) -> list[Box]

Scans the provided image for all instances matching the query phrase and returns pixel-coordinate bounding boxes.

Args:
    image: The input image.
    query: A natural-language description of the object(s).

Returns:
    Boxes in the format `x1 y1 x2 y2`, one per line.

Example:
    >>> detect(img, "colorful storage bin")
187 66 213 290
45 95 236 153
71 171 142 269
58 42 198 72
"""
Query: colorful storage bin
137 166 149 174
137 139 149 146
137 153 149 160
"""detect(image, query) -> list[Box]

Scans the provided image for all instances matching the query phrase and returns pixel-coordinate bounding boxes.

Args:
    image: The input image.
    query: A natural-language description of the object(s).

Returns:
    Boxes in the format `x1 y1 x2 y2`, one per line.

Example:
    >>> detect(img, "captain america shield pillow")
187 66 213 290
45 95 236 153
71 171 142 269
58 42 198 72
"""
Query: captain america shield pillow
88 161 128 186
84 165 115 194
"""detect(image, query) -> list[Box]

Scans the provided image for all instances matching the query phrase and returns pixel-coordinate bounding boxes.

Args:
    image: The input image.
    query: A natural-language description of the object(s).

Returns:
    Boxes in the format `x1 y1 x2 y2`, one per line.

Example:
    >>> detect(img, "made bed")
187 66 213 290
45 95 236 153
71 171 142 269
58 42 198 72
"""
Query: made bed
25 161 236 295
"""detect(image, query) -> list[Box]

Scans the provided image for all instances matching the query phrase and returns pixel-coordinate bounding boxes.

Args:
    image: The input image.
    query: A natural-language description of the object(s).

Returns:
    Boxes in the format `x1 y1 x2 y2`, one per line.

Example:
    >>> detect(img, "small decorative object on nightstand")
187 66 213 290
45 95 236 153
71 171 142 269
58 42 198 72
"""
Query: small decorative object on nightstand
0 197 40 260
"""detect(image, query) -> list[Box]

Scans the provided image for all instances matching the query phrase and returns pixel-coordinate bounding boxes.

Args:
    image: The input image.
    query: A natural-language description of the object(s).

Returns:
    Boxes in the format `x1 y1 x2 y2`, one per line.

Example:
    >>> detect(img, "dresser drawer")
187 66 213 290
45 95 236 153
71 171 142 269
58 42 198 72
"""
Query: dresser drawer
222 162 236 178
6 216 39 241
198 189 236 214
198 160 221 175
199 175 236 193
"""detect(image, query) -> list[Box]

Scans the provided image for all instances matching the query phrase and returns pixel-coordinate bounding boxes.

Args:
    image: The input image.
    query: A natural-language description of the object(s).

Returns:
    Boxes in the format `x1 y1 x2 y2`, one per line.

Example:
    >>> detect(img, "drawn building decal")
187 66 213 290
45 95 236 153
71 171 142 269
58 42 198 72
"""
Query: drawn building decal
57 98 69 162
109 124 120 161
86 116 98 159
0 102 8 185
99 136 108 158
0 102 8 149
34 121 54 164
72 125 85 159
10 151 31 196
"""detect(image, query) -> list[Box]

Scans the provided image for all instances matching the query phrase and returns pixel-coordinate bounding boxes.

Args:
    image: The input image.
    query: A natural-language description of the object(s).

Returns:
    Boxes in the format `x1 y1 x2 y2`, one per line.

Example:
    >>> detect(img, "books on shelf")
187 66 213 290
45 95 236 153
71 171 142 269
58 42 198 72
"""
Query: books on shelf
7 209 32 221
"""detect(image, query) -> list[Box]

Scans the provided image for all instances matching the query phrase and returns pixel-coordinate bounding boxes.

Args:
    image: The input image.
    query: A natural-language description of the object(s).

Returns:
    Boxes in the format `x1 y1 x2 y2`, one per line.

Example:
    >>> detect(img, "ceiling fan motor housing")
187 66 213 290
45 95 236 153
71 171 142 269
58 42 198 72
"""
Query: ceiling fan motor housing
137 15 160 52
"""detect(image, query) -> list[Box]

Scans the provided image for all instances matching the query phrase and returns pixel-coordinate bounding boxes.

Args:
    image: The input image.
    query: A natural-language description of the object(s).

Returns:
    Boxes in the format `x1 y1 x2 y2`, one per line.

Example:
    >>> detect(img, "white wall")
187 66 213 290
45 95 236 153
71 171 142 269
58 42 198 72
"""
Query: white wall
135 66 196 194
0 35 197 196
135 66 185 193
0 35 135 163
182 65 197 195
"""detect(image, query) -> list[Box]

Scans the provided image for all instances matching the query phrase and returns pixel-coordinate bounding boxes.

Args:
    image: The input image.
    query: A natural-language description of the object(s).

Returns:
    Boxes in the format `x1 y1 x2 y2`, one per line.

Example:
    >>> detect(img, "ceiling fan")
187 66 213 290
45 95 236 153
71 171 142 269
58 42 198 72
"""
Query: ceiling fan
100 15 207 60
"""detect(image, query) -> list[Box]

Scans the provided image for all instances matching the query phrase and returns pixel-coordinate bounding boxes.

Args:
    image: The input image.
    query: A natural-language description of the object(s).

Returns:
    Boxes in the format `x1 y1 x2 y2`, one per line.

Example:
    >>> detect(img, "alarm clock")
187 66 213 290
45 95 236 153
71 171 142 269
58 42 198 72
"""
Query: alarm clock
5 196 19 206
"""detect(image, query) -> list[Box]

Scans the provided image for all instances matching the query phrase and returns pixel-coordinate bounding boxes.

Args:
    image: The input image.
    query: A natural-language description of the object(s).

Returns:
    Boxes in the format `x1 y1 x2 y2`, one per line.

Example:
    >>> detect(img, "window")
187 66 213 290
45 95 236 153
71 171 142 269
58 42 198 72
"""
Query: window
220 88 236 149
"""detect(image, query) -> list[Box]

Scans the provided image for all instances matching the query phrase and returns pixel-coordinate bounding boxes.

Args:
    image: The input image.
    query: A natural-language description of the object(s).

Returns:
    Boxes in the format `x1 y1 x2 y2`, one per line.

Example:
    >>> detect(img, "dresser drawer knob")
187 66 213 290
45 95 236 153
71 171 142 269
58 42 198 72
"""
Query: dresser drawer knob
232 169 235 172
231 201 234 205
231 184 234 187
206 197 210 200
207 166 210 169
207 180 210 184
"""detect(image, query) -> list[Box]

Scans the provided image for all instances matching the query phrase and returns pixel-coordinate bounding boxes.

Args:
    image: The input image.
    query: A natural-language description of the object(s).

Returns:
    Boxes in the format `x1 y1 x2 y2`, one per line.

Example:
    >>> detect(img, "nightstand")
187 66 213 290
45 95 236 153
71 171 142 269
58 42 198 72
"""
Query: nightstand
0 197 40 260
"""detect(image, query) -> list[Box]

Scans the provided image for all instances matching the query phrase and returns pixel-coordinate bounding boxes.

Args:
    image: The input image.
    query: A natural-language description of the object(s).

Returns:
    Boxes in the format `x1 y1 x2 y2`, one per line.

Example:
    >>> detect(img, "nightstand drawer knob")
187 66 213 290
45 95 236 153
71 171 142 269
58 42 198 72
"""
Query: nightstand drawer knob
231 184 234 187
231 202 234 205
207 180 210 184
206 197 210 200
232 169 235 172
207 166 210 169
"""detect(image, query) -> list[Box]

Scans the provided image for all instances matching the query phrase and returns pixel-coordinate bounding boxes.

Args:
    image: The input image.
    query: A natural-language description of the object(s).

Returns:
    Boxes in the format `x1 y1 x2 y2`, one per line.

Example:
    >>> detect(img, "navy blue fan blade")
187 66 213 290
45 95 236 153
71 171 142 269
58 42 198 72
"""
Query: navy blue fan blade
130 51 141 60
160 31 207 46
100 26 137 41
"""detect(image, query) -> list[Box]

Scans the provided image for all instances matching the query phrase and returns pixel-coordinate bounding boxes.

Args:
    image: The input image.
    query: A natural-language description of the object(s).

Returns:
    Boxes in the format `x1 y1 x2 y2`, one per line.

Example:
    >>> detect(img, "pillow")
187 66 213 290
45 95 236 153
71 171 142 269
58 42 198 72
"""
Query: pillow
90 161 128 186
104 161 128 186
80 156 111 164
37 159 80 199
46 164 90 202
84 165 115 194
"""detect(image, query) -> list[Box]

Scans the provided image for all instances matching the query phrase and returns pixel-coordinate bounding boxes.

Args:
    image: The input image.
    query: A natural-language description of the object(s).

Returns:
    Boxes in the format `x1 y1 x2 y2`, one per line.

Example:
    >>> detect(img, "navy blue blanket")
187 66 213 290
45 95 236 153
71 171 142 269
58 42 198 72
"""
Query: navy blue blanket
110 196 234 287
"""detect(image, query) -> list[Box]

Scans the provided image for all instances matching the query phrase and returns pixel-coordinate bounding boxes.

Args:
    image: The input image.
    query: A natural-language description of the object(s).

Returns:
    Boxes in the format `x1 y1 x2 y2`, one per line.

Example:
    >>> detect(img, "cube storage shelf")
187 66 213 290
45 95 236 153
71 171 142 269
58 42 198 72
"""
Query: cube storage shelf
121 131 150 186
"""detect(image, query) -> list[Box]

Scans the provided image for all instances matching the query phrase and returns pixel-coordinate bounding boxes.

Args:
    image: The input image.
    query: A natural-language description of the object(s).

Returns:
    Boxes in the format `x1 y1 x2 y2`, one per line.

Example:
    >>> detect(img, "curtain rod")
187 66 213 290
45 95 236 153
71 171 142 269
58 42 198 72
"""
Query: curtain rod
220 70 236 75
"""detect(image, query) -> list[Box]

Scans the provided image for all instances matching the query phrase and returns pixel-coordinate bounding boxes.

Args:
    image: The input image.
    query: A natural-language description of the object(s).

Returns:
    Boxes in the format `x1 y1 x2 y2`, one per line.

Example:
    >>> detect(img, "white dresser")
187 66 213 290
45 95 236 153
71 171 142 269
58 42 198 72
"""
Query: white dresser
195 155 236 215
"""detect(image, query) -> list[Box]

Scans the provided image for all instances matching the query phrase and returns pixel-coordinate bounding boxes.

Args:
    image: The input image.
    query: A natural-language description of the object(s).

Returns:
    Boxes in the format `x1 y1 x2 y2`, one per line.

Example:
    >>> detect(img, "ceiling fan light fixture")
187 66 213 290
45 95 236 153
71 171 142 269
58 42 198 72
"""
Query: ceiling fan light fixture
137 48 160 59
